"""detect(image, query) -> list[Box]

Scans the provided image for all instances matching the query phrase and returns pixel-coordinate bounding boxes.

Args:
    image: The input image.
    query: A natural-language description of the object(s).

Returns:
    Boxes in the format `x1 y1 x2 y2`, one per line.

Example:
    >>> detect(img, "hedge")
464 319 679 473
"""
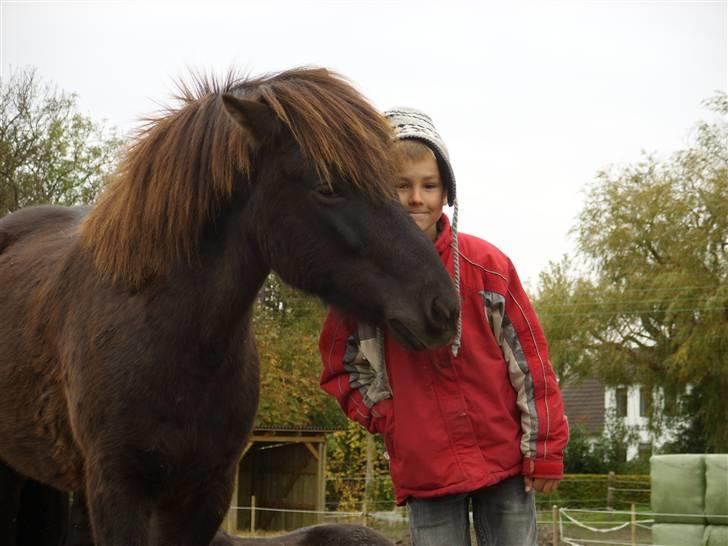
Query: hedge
536 473 650 510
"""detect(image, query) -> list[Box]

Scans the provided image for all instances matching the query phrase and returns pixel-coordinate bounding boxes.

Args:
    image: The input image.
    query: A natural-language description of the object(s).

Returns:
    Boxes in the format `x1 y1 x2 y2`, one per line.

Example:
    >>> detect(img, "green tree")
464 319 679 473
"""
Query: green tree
253 277 397 510
536 93 728 450
0 67 122 213
534 255 600 384
254 274 346 429
592 409 642 472
325 421 394 512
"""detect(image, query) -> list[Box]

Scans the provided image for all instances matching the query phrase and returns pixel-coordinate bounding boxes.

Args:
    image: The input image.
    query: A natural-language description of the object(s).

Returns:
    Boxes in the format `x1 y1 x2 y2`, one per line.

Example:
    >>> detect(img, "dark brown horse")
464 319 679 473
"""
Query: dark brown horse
0 68 458 546
210 526 394 546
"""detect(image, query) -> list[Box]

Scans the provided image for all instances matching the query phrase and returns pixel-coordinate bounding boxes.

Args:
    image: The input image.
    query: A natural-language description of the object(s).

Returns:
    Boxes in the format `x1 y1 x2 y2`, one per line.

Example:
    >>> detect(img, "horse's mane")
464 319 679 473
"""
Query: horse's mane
80 68 397 287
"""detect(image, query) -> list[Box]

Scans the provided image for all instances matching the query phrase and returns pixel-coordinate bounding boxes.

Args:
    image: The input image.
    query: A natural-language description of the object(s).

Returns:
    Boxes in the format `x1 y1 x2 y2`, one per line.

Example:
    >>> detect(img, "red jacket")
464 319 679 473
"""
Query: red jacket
319 215 568 505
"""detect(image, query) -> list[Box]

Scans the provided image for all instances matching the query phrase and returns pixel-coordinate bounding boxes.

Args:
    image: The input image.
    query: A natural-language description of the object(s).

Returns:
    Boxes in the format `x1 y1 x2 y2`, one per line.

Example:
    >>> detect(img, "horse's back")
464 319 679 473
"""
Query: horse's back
0 204 87 298
0 205 87 253
213 524 395 545
0 205 88 491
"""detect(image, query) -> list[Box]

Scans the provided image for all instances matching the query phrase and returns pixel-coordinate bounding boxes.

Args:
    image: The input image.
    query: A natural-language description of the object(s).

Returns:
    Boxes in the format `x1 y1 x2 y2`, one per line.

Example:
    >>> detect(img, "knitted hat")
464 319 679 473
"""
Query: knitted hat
384 107 462 357
384 107 457 206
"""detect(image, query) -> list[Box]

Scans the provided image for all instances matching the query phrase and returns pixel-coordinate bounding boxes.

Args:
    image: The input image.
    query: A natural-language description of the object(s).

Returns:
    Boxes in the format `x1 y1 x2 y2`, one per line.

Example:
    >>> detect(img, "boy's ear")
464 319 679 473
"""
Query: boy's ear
222 94 279 146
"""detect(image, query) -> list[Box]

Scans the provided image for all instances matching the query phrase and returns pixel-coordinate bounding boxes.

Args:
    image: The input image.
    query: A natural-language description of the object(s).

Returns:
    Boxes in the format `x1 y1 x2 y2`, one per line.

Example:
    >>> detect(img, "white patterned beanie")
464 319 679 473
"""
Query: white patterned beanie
384 107 462 357
384 107 456 206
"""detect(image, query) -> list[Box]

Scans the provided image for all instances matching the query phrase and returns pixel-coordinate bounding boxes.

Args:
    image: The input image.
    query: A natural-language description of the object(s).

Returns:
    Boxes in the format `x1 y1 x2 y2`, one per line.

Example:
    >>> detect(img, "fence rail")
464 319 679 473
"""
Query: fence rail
226 503 723 546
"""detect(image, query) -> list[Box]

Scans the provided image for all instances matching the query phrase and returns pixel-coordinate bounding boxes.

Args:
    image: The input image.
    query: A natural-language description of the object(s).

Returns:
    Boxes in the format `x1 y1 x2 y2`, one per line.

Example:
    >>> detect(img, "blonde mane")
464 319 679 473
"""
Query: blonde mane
80 68 397 287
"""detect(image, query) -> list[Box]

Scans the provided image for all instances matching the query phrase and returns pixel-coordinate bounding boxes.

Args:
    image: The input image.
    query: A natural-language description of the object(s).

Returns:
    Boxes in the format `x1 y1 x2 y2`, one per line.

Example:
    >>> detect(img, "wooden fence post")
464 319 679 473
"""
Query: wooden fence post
250 494 256 534
631 502 637 546
223 464 239 535
607 471 615 511
552 505 559 546
362 432 374 525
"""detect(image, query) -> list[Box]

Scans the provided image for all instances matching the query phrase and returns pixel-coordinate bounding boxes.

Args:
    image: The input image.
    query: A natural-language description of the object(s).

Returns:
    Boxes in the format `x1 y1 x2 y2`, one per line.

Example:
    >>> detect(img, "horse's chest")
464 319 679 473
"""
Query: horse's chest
153 363 255 440
68 334 259 489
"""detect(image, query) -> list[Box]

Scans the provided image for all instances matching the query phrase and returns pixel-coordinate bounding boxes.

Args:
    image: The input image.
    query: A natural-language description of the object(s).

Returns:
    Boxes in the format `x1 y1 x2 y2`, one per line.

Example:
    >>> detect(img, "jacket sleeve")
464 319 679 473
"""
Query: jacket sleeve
319 308 392 435
484 259 569 480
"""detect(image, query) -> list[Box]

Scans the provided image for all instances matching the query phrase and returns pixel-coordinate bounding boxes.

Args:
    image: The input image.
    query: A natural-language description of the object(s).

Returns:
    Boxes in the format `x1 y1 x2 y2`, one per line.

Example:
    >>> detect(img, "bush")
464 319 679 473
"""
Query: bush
536 473 650 510
564 424 608 473
564 411 647 474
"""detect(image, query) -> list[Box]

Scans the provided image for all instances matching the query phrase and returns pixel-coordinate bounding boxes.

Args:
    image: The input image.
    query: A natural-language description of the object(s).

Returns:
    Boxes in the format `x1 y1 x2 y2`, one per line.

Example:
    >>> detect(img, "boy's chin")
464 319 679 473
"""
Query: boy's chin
409 217 431 231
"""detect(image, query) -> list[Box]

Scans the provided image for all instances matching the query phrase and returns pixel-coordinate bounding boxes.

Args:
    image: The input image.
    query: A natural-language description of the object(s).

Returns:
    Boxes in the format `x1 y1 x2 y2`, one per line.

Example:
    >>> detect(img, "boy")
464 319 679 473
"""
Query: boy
319 107 568 546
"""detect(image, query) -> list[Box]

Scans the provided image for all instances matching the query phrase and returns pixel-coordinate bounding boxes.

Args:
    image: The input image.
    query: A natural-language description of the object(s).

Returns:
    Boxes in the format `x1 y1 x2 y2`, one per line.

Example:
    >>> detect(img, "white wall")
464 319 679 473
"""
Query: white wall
604 385 679 460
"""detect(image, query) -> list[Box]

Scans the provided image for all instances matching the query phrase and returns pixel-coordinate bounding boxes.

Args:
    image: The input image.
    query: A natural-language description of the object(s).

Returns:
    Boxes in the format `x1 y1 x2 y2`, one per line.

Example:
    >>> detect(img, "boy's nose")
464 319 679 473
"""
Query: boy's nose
409 188 423 204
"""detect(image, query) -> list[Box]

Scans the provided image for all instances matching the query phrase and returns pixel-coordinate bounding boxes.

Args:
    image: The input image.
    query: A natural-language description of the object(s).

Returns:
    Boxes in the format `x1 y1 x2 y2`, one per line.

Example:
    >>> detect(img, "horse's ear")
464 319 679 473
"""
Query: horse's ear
222 94 278 145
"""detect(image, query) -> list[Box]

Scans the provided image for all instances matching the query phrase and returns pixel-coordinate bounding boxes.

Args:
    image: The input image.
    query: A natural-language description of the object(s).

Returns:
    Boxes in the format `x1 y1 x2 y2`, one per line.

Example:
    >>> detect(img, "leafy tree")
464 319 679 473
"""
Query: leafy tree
534 256 600 384
325 421 394 512
253 277 396 510
254 274 346 429
592 410 642 471
535 93 728 450
0 67 122 213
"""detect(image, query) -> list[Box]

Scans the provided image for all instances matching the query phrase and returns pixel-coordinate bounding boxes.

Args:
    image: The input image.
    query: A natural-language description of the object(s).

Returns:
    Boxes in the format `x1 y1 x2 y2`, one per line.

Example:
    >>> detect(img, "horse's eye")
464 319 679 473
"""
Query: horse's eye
314 184 340 201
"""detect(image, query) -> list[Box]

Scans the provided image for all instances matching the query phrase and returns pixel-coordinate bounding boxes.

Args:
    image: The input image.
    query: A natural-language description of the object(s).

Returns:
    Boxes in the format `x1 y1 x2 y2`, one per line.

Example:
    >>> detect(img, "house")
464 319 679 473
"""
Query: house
561 378 678 460
561 376 605 436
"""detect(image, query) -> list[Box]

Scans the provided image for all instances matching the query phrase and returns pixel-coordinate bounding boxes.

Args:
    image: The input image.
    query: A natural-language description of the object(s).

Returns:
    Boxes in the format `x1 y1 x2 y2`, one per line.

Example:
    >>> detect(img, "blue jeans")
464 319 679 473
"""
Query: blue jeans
407 475 537 546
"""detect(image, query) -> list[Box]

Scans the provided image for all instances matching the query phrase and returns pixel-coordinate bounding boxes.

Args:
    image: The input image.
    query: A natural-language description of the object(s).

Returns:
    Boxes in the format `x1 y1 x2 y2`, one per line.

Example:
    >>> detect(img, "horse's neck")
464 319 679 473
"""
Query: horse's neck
165 195 269 338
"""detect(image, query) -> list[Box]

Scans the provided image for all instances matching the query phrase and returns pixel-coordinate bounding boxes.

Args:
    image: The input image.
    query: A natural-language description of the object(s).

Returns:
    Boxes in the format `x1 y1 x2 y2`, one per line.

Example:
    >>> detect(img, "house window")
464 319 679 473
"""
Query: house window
616 387 628 417
662 389 678 417
639 387 652 417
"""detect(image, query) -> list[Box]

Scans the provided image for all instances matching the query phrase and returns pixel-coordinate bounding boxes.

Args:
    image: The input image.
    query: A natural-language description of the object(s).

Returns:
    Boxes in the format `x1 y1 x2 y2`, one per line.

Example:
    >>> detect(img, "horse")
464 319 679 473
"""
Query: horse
14 488 395 546
0 473 69 545
0 67 459 546
210 526 394 546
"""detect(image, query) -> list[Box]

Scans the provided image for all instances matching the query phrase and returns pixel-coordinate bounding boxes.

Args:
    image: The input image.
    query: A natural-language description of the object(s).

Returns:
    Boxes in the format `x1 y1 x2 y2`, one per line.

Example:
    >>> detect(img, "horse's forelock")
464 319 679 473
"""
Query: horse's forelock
255 69 398 200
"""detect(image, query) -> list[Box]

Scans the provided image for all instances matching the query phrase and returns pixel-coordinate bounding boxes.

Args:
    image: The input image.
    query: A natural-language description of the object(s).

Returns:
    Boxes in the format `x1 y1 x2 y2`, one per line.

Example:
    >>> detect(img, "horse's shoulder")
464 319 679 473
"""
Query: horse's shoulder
0 205 87 253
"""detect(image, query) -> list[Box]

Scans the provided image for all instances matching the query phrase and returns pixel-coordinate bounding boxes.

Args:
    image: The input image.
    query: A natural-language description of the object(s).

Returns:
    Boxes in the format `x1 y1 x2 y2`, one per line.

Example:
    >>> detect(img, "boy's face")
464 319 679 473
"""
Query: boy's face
394 154 447 242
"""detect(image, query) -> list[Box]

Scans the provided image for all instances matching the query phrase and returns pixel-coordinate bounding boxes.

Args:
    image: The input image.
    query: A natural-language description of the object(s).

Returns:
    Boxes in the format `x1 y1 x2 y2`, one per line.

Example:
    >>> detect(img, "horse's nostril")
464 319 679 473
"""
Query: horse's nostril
430 296 454 328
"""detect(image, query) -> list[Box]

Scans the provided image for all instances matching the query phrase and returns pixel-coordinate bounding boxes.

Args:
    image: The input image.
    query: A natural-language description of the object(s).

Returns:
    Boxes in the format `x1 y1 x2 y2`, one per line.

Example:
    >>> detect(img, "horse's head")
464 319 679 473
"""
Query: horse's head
223 93 458 351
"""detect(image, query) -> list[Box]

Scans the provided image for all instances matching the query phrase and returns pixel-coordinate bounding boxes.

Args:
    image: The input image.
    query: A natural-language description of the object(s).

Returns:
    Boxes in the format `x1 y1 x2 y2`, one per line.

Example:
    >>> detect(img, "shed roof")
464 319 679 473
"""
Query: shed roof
253 424 347 433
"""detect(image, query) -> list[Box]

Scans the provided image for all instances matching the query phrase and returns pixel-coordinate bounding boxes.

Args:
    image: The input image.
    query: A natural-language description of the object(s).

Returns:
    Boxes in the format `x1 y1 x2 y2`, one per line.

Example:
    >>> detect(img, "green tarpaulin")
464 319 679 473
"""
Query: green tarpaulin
651 454 706 524
705 524 728 546
652 523 705 546
705 455 728 525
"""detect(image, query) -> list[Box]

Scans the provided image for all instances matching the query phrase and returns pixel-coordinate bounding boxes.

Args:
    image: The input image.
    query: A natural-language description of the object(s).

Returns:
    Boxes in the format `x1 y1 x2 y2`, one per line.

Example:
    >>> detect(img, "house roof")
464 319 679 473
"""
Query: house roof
561 377 605 435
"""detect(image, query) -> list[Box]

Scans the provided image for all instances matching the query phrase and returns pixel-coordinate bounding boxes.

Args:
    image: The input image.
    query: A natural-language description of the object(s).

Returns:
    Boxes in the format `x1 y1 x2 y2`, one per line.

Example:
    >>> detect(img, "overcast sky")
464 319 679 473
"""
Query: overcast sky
2 0 726 285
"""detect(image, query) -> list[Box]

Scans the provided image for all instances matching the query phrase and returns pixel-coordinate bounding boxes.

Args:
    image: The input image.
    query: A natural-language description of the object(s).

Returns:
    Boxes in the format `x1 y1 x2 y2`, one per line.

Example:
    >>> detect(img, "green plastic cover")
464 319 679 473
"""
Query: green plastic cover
651 523 705 546
705 454 728 525
705 525 728 546
651 454 706 524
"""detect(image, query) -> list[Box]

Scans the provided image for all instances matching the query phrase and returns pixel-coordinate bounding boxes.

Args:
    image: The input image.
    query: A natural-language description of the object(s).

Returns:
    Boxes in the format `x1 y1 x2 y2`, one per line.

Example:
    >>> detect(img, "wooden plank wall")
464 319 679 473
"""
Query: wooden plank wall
234 435 325 532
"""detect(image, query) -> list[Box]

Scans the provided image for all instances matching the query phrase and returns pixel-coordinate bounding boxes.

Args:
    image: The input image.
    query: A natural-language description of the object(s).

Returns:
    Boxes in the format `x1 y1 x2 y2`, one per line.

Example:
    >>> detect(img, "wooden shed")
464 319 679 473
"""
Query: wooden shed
223 425 342 534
